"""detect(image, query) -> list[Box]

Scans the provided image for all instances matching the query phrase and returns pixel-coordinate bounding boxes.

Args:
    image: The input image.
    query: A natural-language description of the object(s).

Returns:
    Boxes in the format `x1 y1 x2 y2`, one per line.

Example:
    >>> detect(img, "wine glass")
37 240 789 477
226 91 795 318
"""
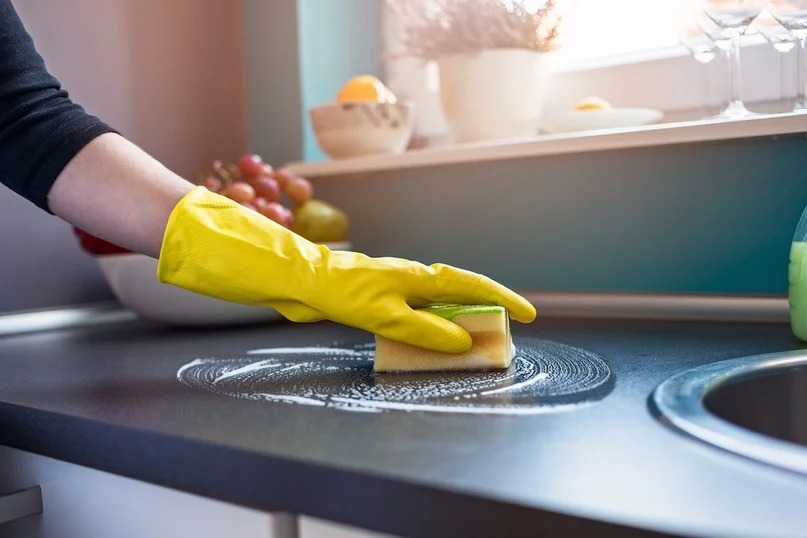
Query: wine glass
755 12 797 52
754 12 799 110
769 0 807 111
680 28 720 64
680 26 728 115
701 0 769 118
697 10 735 51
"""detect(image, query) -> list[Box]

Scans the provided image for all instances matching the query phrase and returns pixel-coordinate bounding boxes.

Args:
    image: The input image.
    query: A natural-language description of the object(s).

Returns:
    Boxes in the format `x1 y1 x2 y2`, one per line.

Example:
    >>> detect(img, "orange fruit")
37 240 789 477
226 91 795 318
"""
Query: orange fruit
336 75 396 104
575 96 611 111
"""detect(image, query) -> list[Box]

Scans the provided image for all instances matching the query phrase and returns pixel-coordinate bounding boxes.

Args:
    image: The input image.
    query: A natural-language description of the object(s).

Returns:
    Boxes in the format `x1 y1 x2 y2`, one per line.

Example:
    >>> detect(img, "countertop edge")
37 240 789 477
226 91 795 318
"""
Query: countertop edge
0 402 681 538
0 303 137 338
0 294 789 339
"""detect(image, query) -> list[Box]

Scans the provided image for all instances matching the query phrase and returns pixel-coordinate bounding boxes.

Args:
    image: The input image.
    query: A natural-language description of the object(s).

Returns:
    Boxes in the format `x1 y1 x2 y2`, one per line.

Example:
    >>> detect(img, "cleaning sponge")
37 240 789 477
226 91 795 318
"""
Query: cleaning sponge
373 304 515 372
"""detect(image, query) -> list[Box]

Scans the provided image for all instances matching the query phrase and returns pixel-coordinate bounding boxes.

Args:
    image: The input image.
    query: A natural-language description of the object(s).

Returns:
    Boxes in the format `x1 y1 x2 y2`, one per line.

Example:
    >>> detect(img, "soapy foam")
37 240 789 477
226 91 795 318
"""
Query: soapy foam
255 393 326 406
213 360 282 384
177 338 613 415
248 347 362 355
480 372 550 395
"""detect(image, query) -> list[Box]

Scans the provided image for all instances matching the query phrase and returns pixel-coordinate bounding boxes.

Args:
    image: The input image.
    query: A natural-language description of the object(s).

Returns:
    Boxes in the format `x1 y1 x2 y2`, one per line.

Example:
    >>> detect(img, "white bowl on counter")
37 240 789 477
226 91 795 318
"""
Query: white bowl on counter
96 242 352 327
309 101 415 159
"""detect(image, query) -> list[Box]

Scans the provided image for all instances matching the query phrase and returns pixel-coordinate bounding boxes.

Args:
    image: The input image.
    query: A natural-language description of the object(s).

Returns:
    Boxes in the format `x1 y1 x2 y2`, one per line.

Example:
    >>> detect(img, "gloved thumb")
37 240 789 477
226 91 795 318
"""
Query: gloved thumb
379 309 473 354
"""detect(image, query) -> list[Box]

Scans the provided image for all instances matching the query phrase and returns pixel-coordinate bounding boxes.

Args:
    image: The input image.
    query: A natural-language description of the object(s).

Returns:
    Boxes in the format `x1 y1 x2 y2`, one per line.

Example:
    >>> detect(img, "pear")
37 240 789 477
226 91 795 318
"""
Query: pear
292 200 350 243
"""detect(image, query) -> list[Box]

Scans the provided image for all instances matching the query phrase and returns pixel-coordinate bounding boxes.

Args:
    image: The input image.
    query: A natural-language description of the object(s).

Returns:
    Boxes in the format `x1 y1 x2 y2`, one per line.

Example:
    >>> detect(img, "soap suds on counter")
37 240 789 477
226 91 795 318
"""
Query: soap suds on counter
177 338 614 415
248 347 362 355
479 372 550 395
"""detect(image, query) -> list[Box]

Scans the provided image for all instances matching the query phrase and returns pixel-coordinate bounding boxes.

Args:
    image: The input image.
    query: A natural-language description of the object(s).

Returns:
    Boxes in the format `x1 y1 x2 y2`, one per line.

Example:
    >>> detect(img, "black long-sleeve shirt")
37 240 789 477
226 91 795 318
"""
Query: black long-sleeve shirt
0 0 114 212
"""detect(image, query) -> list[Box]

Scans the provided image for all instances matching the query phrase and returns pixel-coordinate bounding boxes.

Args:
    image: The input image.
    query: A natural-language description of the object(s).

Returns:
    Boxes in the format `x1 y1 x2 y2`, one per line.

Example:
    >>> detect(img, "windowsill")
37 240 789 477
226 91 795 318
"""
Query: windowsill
546 34 769 74
287 111 807 178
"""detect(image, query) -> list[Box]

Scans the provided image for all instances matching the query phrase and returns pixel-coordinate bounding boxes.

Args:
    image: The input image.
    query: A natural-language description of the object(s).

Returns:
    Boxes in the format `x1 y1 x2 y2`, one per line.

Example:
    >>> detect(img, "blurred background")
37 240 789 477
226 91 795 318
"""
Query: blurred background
3 0 807 314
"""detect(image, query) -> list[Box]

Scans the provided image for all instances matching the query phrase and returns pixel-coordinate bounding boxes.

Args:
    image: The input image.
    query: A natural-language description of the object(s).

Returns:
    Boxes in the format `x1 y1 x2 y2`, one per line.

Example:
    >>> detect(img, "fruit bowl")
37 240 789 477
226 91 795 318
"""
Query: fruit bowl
310 101 415 159
95 243 351 327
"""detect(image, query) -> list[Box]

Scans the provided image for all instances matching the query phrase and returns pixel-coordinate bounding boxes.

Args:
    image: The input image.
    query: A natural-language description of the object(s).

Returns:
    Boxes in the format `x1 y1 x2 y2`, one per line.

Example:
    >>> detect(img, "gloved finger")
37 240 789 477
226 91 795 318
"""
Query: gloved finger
423 264 537 323
376 308 473 354
270 301 324 323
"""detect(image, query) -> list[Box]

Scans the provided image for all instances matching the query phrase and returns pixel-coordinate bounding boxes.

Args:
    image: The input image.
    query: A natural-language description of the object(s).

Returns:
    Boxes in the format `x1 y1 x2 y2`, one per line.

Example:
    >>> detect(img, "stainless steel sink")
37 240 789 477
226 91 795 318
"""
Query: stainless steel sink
651 350 807 476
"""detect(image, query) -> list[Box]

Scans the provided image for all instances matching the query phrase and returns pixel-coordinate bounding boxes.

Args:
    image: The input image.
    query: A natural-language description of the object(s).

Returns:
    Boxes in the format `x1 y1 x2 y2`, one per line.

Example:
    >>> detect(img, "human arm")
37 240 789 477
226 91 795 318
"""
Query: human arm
0 0 191 257
48 133 192 258
0 0 535 352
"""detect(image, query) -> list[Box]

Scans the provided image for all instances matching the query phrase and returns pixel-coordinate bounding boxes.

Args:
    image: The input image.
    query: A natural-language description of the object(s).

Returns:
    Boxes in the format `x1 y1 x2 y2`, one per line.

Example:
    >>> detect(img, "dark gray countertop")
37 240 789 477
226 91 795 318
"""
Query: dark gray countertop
0 315 805 537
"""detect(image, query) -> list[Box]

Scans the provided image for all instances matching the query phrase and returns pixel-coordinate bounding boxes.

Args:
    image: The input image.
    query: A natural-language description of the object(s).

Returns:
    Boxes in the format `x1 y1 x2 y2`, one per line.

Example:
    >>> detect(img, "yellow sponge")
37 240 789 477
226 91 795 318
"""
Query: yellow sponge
373 304 514 373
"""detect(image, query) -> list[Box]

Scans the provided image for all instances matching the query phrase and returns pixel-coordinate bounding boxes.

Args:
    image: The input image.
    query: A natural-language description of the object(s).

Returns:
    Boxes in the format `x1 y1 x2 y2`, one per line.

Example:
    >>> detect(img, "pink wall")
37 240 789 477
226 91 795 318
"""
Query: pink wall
12 0 247 178
0 0 248 312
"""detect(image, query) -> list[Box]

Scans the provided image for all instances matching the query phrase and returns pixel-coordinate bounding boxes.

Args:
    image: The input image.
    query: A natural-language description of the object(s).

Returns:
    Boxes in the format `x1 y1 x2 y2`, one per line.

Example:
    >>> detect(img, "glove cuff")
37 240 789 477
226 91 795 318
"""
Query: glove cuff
157 186 326 306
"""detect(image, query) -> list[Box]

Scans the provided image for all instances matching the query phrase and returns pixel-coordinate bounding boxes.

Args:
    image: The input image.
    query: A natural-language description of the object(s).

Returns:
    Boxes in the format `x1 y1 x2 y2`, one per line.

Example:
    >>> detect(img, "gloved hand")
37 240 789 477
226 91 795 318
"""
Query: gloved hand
157 187 536 353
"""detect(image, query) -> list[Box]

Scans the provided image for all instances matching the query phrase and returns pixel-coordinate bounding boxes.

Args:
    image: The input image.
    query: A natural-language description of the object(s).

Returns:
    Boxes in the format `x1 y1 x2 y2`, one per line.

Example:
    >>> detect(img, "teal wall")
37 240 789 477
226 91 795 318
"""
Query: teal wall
242 0 383 165
308 135 807 295
297 0 383 162
242 1 807 295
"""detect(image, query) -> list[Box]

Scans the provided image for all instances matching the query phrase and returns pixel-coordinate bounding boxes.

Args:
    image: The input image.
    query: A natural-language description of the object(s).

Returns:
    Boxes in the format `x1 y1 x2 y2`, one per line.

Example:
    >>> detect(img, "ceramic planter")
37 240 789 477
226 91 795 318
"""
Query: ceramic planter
436 48 546 143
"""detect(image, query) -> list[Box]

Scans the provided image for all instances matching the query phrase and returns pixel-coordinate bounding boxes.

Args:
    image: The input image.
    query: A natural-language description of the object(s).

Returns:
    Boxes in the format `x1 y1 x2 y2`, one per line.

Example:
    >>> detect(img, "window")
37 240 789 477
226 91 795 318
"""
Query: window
547 0 688 66
382 0 789 143
385 0 693 71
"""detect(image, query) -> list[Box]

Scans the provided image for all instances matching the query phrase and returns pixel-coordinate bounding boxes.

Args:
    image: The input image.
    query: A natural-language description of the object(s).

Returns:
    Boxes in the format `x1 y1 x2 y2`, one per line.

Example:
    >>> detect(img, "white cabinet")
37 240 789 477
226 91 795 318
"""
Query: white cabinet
299 516 399 538
0 445 295 538
0 445 406 538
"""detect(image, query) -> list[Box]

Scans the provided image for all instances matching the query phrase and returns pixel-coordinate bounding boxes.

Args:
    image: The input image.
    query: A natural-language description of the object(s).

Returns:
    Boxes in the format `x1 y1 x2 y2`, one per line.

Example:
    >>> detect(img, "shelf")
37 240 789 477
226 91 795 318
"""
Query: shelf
287 112 807 178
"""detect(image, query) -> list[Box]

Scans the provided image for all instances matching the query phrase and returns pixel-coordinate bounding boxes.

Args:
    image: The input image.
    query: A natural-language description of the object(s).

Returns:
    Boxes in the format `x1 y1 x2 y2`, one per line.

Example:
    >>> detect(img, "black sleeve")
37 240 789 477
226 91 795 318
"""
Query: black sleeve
0 0 116 212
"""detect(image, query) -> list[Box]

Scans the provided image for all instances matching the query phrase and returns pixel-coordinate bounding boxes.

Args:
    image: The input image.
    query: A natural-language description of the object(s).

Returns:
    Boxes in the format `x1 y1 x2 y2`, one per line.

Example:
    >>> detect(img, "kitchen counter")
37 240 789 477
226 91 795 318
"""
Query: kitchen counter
0 313 806 537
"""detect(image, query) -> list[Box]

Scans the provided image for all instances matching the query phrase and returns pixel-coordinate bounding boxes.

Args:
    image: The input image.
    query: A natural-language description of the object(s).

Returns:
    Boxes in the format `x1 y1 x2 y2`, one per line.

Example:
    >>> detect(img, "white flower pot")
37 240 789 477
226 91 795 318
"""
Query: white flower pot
437 48 546 143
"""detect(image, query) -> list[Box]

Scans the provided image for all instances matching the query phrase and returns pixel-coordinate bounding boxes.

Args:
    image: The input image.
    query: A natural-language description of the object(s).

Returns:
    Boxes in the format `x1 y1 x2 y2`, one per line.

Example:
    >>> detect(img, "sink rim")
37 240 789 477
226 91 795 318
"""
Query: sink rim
650 349 807 476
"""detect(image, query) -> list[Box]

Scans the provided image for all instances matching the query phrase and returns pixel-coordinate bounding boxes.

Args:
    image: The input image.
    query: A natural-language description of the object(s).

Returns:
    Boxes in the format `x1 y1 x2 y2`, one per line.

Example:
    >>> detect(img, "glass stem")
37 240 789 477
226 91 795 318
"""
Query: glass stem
797 34 807 109
728 32 743 110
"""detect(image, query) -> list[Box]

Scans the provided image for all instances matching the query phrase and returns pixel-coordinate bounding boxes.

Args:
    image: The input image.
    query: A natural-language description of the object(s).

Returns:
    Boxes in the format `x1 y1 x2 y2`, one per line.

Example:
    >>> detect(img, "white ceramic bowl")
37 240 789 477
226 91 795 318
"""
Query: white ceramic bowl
96 242 352 327
309 102 415 159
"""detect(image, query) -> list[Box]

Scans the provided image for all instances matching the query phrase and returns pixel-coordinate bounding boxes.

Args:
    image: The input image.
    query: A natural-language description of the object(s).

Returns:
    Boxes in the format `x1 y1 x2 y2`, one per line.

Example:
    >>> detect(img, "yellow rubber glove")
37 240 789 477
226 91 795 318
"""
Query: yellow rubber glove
157 187 536 353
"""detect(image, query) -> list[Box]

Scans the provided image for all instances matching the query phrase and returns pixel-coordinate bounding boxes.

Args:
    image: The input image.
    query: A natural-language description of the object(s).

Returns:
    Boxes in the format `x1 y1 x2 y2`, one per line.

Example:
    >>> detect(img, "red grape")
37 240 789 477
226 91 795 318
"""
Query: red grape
223 181 256 204
285 177 313 205
261 163 274 176
237 154 263 179
260 202 286 224
272 168 294 188
253 176 280 202
240 201 257 211
281 206 294 229
253 196 269 213
202 176 223 192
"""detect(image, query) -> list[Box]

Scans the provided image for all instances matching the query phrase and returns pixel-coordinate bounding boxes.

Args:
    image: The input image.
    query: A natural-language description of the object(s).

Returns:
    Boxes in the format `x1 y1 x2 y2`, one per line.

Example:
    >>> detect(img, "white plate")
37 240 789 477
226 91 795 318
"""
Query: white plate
541 108 664 134
96 242 352 327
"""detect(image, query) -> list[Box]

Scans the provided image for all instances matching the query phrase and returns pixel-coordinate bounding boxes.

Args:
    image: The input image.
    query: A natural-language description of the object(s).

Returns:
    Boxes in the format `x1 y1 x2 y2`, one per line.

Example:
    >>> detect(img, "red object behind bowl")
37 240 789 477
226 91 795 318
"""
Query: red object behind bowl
73 227 132 256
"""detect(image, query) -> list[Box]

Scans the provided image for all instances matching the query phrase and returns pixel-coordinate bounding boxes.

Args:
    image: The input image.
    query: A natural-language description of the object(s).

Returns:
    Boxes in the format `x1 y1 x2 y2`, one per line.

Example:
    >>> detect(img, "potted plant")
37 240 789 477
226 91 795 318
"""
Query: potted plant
385 0 561 143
